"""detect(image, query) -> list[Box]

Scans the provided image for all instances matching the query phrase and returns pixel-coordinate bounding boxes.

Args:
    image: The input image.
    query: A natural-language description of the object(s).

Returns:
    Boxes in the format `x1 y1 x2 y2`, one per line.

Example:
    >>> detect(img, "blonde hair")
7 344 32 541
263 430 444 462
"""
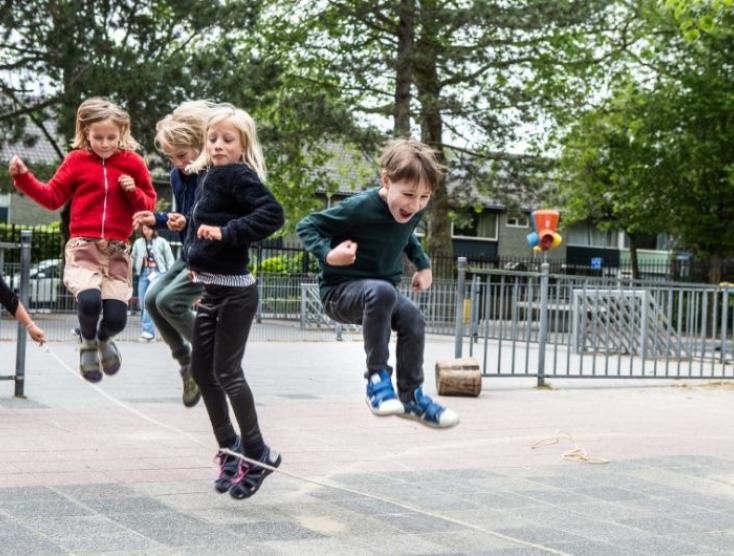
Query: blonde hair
379 137 444 192
186 103 266 181
72 97 140 151
154 100 214 153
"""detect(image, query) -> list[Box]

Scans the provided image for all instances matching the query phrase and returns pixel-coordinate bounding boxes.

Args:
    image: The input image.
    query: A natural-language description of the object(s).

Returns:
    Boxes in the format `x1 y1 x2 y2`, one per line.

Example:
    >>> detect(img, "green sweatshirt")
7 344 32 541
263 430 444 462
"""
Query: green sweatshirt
296 187 431 299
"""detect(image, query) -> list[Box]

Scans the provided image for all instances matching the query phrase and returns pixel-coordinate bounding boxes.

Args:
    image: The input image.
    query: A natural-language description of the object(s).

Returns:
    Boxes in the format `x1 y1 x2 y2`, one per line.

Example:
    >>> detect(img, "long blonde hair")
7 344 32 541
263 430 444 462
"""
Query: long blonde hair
186 103 266 181
155 100 214 153
72 97 140 152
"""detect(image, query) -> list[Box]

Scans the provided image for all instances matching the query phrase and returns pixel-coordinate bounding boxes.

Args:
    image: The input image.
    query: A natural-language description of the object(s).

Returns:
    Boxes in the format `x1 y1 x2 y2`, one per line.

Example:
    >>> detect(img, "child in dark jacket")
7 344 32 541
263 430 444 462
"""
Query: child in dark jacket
133 100 213 407
0 274 45 345
297 138 459 428
9 97 156 382
184 103 284 499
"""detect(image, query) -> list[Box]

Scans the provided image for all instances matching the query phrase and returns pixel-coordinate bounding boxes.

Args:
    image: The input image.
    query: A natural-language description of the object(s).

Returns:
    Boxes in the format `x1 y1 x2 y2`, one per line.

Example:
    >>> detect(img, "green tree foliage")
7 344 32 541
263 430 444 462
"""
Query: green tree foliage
262 0 618 270
559 1 734 282
662 0 734 39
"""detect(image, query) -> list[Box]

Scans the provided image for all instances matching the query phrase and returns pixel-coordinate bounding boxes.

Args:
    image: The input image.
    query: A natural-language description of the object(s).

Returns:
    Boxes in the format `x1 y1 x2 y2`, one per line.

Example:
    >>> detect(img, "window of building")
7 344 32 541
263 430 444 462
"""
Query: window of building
506 215 529 228
566 222 616 247
452 211 498 241
621 232 671 251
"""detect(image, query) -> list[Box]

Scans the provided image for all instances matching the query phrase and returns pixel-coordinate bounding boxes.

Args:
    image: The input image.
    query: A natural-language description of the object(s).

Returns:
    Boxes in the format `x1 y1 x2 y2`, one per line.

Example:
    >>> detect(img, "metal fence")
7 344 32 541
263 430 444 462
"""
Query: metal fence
454 258 734 383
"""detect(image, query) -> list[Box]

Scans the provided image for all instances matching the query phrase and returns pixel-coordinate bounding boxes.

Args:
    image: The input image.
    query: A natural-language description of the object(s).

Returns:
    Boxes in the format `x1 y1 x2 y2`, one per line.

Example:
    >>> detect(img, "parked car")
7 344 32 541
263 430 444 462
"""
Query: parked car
11 258 62 305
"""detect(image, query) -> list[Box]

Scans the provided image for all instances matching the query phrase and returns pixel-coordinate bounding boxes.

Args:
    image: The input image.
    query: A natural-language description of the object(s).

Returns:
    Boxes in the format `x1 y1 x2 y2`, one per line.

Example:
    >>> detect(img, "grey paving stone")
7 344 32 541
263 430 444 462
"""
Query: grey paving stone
561 500 656 520
675 495 734 512
489 526 589 546
522 473 601 490
573 486 649 502
348 532 452 555
392 513 467 534
228 519 326 542
278 393 320 399
56 483 139 499
617 515 712 535
422 530 522 552
54 531 161 552
24 514 130 538
0 486 64 504
458 491 540 509
671 531 734 552
626 496 717 515
680 511 734 532
611 535 709 555
514 489 597 506
551 539 648 556
80 495 173 515
263 537 373 555
0 534 67 555
0 497 94 518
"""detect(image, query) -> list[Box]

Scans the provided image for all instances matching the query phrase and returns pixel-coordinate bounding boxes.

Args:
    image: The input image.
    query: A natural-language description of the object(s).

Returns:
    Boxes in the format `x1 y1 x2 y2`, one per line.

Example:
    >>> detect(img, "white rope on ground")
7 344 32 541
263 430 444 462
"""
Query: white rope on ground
531 430 609 464
41 344 570 556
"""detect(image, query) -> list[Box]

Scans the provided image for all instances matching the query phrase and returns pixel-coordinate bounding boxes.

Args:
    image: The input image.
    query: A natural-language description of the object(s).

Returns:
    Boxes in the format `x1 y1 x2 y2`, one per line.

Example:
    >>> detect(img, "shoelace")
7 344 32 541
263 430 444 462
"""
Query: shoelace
214 451 240 479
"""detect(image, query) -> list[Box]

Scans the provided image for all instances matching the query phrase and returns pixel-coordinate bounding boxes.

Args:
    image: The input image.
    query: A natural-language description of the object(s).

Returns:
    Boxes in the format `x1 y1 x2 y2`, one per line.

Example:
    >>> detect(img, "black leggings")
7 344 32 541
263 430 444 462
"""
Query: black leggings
77 289 127 341
190 284 261 450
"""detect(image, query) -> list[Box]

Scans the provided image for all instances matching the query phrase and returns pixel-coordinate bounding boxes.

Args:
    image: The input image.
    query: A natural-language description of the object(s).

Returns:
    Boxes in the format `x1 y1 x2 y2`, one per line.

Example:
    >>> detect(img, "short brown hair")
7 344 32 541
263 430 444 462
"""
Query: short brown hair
378 138 444 192
72 97 140 151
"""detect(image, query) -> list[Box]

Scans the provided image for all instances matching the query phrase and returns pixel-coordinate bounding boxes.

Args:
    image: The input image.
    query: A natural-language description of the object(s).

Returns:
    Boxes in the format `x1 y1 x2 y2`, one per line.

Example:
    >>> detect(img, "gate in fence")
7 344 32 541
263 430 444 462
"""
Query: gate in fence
454 257 734 385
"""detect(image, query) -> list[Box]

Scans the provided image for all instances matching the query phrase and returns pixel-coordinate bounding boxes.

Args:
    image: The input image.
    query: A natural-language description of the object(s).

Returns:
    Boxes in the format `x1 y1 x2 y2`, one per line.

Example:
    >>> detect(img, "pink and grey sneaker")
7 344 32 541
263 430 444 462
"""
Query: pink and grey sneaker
229 445 282 500
214 437 243 493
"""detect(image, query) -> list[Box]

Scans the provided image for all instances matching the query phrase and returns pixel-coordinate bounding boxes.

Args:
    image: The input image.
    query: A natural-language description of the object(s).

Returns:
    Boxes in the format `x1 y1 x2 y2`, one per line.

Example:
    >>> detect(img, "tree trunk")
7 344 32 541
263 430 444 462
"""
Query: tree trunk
393 0 414 137
708 253 723 285
628 232 640 280
415 3 453 278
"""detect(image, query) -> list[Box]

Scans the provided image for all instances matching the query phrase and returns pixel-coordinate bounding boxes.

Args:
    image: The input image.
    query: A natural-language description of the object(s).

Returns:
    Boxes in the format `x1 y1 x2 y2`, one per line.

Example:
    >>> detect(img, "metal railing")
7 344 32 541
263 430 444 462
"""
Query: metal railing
454 257 734 384
0 231 32 397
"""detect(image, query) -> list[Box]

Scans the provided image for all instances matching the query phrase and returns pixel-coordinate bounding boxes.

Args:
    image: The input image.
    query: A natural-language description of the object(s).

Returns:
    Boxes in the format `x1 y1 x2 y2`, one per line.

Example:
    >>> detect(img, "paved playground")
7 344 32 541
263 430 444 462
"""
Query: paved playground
1 336 733 555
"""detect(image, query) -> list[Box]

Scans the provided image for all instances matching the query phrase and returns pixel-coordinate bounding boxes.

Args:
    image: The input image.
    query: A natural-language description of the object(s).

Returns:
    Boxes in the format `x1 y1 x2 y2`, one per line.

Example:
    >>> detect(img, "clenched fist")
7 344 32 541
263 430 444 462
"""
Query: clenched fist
326 240 358 266
8 156 28 176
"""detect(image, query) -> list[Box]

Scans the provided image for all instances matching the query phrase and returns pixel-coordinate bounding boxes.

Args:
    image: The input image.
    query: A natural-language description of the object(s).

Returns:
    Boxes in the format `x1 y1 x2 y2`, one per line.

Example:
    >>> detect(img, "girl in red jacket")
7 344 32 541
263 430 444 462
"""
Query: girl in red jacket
8 97 157 382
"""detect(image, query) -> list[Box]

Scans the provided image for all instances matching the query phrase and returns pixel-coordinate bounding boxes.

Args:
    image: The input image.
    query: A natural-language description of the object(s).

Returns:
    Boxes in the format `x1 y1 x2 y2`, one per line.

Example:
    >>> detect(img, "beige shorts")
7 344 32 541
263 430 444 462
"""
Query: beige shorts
63 237 132 302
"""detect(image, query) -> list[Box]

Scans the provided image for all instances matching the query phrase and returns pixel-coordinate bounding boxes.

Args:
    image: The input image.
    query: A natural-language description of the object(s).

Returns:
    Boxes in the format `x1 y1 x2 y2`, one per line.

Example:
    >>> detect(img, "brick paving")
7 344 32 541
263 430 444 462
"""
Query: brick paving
0 338 733 555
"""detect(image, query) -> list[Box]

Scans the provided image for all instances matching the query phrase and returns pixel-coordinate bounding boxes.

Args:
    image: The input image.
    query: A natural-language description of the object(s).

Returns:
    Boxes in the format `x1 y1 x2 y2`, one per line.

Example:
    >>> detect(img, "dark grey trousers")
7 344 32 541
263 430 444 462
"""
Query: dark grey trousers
324 279 425 401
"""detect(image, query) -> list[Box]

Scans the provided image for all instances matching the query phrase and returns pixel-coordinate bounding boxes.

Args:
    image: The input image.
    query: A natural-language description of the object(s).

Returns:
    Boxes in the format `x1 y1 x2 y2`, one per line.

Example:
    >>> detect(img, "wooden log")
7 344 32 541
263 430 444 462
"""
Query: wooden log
435 357 481 397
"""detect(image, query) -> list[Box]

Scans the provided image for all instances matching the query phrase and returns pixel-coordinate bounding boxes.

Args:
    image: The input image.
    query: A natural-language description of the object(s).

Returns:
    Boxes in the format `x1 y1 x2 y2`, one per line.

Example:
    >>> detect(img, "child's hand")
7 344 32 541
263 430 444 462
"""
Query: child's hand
197 224 222 241
119 174 136 192
132 211 156 230
26 323 46 345
167 213 187 231
326 240 358 266
9 156 28 176
411 268 432 291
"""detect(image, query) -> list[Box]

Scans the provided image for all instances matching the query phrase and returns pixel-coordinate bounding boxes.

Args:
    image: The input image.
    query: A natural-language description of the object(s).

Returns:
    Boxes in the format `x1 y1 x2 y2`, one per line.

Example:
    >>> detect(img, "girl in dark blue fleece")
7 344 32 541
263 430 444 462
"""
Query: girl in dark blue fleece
184 104 284 500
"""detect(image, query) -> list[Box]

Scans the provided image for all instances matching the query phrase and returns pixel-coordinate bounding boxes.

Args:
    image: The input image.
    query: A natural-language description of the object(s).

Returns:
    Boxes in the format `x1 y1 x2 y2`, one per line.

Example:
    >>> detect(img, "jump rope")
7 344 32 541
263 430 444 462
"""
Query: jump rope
39 342 585 556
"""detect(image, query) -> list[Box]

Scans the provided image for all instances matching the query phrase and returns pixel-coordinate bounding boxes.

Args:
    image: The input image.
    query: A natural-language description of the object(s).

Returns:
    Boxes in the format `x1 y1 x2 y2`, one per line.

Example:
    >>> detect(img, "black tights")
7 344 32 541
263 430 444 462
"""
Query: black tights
77 289 127 341
191 284 263 456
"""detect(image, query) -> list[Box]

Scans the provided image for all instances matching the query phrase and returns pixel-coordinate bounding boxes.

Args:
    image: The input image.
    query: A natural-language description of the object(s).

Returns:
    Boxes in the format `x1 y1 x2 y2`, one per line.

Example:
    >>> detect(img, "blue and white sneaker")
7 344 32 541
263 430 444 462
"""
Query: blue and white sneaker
366 370 404 416
401 387 459 428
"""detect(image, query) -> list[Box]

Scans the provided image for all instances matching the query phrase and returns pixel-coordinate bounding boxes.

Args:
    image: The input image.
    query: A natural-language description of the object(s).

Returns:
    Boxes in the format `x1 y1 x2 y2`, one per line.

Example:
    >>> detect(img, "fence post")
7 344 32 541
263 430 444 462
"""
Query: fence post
537 258 550 388
255 242 263 324
15 230 31 398
454 257 467 359
721 285 729 363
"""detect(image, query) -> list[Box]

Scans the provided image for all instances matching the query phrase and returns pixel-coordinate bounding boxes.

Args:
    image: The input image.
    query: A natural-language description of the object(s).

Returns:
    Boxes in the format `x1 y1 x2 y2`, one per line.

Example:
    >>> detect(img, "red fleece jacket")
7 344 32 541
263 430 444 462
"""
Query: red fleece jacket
13 149 156 241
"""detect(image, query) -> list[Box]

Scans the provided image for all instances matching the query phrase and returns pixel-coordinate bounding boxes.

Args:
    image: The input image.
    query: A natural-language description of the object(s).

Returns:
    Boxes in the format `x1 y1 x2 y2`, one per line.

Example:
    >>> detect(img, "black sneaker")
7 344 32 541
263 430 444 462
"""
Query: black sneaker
214 437 242 493
229 445 282 500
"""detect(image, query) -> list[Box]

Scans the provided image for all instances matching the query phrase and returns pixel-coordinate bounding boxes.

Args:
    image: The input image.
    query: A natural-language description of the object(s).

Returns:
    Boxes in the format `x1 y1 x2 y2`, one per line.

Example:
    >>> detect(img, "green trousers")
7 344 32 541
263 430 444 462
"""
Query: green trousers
144 258 203 367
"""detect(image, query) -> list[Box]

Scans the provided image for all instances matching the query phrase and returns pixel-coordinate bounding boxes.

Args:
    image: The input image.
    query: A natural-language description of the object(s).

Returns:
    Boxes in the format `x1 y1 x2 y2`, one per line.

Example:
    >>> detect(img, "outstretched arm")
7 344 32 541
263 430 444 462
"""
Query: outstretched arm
10 155 75 210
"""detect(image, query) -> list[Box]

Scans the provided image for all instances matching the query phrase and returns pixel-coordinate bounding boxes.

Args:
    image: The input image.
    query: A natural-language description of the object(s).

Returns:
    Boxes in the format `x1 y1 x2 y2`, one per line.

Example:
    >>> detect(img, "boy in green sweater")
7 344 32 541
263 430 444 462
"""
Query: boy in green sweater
296 138 459 428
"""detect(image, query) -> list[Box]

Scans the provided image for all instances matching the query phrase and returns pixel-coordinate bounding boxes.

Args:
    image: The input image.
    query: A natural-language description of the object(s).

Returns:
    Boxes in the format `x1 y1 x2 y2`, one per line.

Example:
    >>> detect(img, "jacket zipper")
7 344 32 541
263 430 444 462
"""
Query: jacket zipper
101 158 109 239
